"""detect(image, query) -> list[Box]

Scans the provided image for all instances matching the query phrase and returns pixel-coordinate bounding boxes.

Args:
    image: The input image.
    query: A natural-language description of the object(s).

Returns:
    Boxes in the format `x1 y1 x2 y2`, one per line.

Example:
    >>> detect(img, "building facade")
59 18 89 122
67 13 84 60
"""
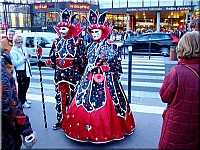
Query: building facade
0 0 199 36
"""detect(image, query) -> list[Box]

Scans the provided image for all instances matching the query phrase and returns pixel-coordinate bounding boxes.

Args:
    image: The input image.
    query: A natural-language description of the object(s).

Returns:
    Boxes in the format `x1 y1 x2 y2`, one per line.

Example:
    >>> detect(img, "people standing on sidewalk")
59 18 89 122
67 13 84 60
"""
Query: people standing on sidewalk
1 48 37 149
158 31 200 149
62 9 135 143
48 8 86 130
10 35 32 108
1 29 15 73
190 16 199 31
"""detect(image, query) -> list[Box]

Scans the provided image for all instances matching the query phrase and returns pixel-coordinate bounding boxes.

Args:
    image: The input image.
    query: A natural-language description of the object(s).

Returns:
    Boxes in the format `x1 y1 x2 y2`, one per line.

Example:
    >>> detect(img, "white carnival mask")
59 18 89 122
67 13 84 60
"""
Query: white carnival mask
91 29 102 40
60 27 69 35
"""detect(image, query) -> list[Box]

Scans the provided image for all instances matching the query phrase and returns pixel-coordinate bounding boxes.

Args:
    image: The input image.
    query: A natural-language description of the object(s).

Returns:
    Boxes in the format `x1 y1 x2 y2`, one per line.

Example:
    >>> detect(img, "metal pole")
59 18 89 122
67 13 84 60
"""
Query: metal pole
128 46 132 103
148 38 151 60
123 39 125 59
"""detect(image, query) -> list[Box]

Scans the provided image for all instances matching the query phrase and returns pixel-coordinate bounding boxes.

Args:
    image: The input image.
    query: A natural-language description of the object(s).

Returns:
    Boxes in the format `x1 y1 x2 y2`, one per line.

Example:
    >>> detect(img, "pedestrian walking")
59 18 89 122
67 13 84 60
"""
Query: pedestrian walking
1 49 37 150
48 8 86 130
158 31 200 149
10 35 32 108
1 29 15 73
62 9 136 143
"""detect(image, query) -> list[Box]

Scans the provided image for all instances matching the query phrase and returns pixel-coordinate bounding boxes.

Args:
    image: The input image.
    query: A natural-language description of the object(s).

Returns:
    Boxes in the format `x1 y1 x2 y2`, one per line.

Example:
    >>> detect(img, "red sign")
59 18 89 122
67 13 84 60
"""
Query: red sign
69 3 90 10
34 4 55 10
1 23 8 29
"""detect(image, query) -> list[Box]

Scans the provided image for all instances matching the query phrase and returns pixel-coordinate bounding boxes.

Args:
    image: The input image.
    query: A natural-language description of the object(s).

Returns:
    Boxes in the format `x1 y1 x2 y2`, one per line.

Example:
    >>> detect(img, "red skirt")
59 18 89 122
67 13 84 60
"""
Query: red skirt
62 83 136 143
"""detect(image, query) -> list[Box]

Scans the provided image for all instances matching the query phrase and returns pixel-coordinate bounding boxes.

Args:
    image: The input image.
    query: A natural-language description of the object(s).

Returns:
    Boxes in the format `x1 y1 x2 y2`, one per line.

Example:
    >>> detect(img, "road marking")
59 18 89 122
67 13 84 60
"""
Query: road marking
31 74 164 80
122 69 165 74
26 93 165 114
28 82 161 99
122 65 165 69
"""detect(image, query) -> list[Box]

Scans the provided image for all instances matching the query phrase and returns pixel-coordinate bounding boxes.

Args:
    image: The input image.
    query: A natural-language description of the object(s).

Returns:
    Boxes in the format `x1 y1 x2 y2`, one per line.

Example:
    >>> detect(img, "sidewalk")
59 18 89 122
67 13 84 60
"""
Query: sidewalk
22 100 163 149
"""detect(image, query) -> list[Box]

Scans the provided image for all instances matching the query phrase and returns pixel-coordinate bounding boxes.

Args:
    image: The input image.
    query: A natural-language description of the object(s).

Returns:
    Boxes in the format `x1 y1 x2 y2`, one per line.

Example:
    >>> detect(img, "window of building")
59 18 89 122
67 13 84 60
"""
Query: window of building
113 0 120 8
144 0 151 7
46 12 58 26
128 1 142 7
120 0 127 8
151 0 158 6
99 0 112 9
183 0 191 5
176 0 183 6
159 0 174 6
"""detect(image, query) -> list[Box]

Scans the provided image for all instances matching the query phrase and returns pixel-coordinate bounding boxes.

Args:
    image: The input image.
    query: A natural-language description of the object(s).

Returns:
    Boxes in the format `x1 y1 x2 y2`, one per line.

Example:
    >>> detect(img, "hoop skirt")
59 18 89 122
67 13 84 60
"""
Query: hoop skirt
62 41 136 143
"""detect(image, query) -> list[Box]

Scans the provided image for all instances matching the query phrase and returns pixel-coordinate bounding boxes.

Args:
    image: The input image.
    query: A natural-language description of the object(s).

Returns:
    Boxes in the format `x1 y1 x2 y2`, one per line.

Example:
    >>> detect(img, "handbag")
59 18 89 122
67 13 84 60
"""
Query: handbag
93 68 104 83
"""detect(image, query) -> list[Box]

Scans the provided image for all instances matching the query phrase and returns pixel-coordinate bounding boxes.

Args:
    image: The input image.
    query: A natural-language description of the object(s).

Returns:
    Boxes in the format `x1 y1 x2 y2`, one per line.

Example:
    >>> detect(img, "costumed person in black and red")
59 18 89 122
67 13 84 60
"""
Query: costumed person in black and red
48 8 86 130
62 9 136 143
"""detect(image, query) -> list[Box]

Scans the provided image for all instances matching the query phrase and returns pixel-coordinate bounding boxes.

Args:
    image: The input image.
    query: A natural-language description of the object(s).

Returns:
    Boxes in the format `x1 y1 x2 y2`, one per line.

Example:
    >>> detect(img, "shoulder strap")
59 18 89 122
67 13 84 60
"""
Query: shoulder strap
183 64 200 79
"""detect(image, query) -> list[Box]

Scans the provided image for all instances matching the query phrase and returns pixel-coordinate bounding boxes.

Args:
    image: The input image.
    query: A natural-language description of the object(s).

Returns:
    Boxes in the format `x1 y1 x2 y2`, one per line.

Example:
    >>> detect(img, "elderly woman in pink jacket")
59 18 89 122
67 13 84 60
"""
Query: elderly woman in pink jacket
158 31 200 149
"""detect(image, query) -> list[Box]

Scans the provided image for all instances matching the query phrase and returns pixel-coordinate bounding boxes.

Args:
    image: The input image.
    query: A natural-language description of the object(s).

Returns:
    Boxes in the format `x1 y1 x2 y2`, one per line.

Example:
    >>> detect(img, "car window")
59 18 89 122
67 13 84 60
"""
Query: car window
151 34 171 40
160 34 171 39
137 35 150 41
26 37 34 48
37 37 51 48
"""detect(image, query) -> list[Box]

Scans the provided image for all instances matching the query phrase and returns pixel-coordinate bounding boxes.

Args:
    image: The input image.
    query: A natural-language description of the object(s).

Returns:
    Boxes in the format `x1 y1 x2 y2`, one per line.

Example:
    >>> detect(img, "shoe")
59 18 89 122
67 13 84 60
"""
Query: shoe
52 123 62 130
26 100 32 104
22 102 31 108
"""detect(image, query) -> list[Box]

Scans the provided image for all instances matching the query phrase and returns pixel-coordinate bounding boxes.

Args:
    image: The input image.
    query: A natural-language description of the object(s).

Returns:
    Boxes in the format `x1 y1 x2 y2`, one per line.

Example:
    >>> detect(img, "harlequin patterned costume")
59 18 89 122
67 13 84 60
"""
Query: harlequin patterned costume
62 9 135 143
49 8 86 128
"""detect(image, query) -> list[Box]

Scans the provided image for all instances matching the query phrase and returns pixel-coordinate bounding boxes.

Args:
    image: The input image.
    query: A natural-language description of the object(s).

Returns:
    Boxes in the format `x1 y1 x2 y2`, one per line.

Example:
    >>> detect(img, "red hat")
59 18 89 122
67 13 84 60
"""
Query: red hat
54 8 85 39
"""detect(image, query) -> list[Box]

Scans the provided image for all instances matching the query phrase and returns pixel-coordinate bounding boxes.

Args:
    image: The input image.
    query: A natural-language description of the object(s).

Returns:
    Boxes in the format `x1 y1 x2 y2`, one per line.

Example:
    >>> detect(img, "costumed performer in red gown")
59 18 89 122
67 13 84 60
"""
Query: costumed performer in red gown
62 9 136 143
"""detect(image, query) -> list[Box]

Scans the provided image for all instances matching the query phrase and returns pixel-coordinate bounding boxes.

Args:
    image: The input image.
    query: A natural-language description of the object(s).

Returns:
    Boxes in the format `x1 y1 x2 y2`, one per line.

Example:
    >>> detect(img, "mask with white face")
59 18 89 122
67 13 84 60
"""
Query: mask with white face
91 29 102 40
59 27 69 36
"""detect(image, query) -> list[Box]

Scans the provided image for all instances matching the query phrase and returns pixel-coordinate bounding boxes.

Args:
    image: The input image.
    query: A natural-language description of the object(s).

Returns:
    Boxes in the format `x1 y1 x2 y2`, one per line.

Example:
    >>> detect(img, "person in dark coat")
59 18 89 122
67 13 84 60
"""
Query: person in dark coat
1 50 37 149
158 31 200 149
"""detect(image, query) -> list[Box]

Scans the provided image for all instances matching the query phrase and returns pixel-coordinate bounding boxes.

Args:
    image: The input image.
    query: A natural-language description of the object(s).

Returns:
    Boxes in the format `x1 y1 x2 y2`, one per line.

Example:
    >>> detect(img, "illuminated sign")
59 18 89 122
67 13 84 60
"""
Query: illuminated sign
127 6 193 12
34 4 55 10
69 3 90 10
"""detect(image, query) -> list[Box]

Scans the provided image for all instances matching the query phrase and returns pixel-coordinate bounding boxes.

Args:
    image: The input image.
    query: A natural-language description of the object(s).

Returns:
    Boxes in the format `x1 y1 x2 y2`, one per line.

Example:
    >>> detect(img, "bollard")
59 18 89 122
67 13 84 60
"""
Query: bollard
123 40 126 59
128 46 132 103
148 38 151 60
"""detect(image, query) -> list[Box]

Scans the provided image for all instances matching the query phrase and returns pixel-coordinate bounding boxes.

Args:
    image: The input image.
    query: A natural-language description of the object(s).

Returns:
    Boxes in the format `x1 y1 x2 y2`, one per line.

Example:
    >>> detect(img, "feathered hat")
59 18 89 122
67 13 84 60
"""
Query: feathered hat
54 8 85 39
85 9 112 42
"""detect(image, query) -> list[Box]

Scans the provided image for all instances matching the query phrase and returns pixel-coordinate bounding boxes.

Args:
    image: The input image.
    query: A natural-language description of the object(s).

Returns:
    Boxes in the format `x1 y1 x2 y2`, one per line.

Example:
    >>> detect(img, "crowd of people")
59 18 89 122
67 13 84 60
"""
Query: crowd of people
1 8 199 149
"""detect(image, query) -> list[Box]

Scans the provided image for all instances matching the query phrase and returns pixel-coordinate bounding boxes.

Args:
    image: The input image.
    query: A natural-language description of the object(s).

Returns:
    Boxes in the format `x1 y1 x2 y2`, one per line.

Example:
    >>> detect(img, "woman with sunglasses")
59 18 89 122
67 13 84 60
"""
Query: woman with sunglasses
10 35 32 108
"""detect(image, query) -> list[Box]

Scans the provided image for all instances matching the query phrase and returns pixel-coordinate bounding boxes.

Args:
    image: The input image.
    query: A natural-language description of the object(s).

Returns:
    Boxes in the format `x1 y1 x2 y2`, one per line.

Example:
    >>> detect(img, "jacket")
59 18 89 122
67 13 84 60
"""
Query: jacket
1 57 33 149
10 45 32 77
1 37 13 72
158 58 200 149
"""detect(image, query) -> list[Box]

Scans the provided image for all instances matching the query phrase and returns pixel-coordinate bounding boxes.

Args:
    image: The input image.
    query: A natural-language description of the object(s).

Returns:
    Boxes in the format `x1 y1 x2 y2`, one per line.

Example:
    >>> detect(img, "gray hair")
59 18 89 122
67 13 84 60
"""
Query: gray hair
13 35 23 45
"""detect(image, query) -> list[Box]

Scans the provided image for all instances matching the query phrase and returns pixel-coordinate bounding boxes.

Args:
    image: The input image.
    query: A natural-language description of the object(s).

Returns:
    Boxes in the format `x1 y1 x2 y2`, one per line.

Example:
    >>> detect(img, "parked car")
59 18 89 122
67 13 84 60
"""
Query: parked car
123 32 178 56
17 32 58 63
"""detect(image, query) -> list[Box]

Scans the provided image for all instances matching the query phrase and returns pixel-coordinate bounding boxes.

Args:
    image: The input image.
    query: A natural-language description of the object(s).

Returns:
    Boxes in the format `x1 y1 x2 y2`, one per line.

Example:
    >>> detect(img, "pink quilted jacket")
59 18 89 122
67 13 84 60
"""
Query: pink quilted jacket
158 58 200 149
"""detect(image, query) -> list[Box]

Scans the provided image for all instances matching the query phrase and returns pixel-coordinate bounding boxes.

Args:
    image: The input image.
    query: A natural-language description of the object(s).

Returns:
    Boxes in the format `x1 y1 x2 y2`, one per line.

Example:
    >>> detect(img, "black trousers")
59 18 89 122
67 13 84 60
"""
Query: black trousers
17 77 30 105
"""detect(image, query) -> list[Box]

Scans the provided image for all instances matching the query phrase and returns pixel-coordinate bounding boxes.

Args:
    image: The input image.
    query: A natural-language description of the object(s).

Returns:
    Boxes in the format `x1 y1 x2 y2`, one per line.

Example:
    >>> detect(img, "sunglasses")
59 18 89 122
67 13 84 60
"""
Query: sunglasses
16 41 23 44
